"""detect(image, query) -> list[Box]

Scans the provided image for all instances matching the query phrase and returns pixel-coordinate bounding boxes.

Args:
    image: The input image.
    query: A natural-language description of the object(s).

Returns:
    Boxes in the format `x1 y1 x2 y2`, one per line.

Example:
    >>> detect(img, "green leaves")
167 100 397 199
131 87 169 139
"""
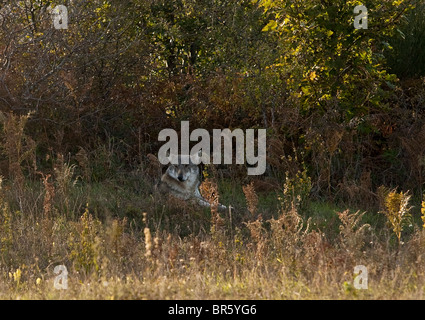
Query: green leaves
259 0 414 117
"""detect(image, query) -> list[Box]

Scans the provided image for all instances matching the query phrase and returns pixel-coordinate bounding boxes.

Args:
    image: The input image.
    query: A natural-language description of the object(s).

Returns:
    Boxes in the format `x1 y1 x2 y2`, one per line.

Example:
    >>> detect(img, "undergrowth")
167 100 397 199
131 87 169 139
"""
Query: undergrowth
0 164 425 300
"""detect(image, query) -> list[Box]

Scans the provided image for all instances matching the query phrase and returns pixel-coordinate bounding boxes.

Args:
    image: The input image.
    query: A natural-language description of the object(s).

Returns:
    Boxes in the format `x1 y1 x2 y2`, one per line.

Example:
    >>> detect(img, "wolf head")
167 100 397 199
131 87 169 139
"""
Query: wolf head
166 155 200 182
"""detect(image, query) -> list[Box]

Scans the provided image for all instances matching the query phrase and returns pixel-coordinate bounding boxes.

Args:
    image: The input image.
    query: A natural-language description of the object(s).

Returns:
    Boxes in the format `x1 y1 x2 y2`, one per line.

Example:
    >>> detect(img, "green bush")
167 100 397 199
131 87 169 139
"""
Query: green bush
386 2 425 78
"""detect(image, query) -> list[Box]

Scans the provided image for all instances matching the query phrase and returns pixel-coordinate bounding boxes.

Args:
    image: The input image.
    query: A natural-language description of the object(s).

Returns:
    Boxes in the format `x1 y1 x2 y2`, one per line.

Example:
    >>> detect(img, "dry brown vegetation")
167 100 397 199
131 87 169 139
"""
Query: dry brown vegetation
0 154 425 300
1 0 425 300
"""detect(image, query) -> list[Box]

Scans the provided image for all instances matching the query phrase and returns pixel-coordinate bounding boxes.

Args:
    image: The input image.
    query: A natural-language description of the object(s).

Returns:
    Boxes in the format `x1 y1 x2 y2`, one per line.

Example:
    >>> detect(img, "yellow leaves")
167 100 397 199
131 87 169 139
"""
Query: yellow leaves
378 187 412 244
94 2 112 26
94 2 111 15
262 20 278 32
68 205 102 274
12 268 22 284
262 16 289 32
259 0 278 12
308 70 317 81
304 67 321 82
165 107 176 118
319 93 332 101
421 196 425 229
9 267 23 287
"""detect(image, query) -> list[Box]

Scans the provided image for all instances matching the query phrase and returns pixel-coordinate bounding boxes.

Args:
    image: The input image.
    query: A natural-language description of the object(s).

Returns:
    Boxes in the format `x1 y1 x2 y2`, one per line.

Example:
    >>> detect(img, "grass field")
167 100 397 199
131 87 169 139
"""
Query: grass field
1 166 425 300
1 0 425 302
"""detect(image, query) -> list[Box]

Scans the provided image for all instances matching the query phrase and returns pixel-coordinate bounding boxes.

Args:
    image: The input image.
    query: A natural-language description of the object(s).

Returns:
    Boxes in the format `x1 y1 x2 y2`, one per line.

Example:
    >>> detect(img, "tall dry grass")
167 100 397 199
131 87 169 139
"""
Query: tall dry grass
0 165 424 299
0 118 423 300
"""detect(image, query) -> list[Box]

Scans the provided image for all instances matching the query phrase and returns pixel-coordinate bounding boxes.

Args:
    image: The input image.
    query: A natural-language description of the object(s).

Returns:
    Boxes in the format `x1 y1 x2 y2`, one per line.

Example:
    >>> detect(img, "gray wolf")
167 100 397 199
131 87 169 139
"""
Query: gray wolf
157 154 227 211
